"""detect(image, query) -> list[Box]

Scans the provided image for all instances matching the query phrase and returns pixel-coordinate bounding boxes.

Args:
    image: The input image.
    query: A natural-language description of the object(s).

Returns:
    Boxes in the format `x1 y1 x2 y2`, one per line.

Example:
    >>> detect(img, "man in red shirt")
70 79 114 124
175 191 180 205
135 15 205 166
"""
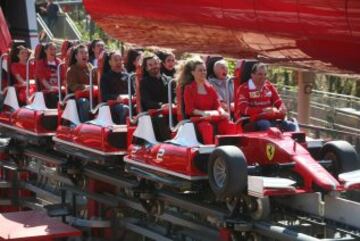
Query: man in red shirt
235 63 296 131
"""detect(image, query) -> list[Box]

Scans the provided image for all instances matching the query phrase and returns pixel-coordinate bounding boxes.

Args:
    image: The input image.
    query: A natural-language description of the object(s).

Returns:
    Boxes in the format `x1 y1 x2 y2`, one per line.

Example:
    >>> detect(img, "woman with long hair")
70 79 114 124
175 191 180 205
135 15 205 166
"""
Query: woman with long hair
177 56 237 144
156 50 176 78
88 39 105 67
124 48 143 74
35 42 62 108
9 45 37 104
10 45 34 86
67 44 96 122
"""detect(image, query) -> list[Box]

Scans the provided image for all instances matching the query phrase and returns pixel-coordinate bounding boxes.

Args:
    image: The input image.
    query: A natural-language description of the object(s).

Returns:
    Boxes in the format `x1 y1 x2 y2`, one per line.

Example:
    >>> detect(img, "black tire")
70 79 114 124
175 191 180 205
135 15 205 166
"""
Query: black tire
321 140 360 177
208 146 247 199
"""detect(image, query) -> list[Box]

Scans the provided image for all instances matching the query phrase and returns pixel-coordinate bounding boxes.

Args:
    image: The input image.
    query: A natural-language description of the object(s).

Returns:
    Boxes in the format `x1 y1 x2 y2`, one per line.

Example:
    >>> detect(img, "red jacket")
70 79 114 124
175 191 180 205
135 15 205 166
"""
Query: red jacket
35 58 63 89
235 79 283 120
184 81 221 116
10 62 34 84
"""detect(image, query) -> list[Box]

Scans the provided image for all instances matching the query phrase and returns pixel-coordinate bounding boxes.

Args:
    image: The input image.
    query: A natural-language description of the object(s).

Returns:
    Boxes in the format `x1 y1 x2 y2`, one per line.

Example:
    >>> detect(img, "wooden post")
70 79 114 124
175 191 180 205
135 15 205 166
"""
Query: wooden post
297 71 314 124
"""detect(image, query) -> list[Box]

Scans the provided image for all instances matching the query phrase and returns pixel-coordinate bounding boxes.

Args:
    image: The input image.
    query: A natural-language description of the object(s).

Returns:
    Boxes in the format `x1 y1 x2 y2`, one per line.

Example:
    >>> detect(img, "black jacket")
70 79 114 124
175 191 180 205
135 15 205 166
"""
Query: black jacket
140 74 175 111
100 70 134 102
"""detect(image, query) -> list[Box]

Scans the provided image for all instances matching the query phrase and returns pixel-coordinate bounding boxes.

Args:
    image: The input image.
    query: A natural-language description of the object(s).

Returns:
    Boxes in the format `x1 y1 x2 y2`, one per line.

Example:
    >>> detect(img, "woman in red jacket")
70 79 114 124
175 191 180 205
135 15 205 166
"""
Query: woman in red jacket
9 45 36 104
178 57 238 144
35 42 63 108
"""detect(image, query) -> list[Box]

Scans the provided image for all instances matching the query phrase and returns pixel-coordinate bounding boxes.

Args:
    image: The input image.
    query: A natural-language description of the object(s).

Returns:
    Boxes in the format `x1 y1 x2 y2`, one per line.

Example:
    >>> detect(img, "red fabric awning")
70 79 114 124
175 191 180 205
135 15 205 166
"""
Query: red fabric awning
0 7 12 54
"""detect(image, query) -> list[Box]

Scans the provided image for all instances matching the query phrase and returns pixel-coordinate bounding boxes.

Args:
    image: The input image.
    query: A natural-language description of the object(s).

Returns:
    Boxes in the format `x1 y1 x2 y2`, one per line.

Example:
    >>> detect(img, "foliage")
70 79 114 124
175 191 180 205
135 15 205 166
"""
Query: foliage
67 4 360 98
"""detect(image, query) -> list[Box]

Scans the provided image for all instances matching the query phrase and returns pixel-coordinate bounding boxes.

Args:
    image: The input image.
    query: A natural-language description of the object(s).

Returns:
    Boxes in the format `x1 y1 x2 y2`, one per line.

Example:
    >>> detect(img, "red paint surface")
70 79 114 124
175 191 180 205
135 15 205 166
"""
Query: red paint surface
83 0 360 74
0 7 11 54
0 211 80 241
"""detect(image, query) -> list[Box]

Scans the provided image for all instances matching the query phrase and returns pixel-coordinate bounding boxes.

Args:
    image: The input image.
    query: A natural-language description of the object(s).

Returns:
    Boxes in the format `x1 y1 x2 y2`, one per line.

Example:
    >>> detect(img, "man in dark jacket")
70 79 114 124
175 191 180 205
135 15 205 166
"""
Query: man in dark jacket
140 55 175 140
100 51 133 124
140 55 173 111
40 0 59 31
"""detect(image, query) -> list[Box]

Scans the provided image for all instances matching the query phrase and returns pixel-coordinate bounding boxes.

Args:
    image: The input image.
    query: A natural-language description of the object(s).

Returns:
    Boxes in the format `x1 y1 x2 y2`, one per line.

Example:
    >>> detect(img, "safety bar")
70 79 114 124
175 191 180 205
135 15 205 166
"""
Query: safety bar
26 57 35 100
0 53 8 92
225 77 233 120
126 72 135 120
167 78 176 131
57 62 65 102
89 66 98 113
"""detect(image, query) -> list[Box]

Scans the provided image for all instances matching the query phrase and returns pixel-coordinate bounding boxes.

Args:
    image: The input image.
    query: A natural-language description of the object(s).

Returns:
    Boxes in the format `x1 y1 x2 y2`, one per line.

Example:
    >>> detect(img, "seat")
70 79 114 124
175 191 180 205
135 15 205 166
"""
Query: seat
206 55 223 79
175 84 209 144
34 43 46 91
1 53 9 90
60 40 79 61
233 59 258 124
176 84 187 121
233 59 258 93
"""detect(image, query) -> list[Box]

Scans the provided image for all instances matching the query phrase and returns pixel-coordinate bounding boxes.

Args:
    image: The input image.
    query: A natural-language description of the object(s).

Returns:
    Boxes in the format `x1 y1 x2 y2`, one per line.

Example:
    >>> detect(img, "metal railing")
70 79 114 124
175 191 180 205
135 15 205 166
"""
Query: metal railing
299 123 360 153
64 12 82 40
36 13 55 41
277 85 360 110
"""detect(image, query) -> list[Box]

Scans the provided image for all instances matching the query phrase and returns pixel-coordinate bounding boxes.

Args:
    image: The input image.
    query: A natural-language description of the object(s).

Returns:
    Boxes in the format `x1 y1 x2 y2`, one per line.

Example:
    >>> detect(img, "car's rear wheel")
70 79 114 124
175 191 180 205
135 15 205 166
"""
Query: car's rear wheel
321 140 360 177
208 146 247 199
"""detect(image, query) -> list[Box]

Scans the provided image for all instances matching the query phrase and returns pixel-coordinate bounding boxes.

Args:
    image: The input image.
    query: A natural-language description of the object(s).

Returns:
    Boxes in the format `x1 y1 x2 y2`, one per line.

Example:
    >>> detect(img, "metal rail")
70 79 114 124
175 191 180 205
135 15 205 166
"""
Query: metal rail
36 13 54 40
0 53 8 92
2 143 360 241
26 57 35 101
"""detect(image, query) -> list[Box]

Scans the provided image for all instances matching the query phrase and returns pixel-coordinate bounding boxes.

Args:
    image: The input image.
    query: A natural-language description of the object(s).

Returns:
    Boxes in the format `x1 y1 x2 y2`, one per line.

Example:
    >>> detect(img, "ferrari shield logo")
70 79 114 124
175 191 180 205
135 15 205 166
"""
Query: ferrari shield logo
266 144 275 161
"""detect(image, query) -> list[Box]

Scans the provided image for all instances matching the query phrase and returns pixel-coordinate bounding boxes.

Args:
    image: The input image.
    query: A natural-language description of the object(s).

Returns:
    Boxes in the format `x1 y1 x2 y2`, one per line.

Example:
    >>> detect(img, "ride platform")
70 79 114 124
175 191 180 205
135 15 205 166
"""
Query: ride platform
0 211 81 241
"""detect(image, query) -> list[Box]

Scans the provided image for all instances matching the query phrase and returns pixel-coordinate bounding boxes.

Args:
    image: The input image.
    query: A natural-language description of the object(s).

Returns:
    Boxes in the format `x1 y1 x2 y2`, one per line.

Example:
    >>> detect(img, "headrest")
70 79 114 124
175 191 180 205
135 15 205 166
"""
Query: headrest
233 59 259 89
98 50 108 75
206 55 224 79
176 85 185 121
97 50 109 102
34 44 43 60
60 40 71 60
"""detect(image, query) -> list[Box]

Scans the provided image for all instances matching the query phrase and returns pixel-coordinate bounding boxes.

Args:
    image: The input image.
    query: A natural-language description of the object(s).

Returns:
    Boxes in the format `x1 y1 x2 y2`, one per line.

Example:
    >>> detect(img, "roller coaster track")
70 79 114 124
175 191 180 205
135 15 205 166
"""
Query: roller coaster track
1 146 360 241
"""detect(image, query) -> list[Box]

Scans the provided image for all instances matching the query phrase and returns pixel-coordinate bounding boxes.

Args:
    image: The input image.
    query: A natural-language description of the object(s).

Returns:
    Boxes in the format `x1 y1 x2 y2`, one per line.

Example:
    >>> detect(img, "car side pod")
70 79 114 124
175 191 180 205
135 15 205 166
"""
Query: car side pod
338 169 360 190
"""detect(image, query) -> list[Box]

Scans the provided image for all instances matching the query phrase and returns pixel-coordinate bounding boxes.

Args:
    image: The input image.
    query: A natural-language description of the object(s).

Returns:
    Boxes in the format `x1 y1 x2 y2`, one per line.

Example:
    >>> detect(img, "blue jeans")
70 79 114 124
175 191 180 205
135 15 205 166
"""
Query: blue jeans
255 119 297 132
111 104 129 124
76 98 90 123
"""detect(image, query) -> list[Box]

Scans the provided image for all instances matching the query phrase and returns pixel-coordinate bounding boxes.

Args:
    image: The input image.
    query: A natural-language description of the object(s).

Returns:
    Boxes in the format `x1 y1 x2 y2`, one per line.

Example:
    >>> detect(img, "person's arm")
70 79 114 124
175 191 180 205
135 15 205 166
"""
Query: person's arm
14 74 26 85
270 83 286 113
67 67 82 92
184 84 196 116
11 65 26 85
235 85 263 119
215 94 229 117
35 61 52 90
140 78 162 110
